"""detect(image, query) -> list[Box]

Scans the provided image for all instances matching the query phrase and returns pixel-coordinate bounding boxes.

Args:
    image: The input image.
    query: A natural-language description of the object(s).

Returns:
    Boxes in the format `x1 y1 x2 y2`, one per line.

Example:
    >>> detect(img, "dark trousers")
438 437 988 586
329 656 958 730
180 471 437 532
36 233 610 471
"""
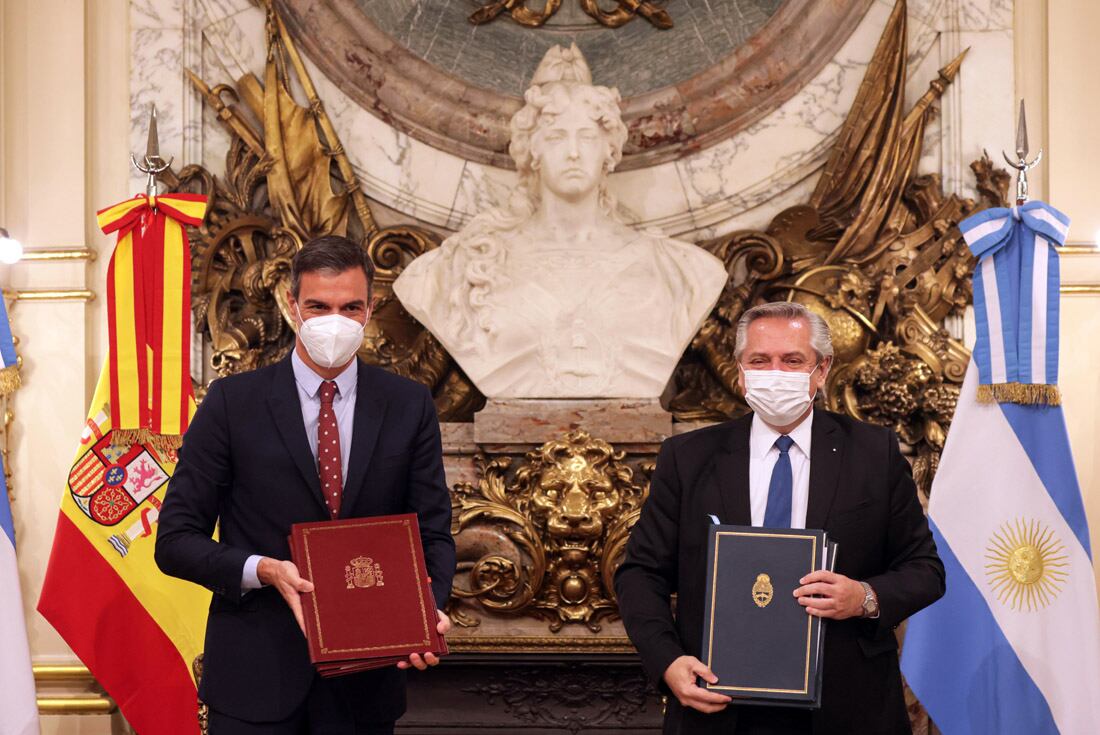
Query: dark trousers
734 706 812 735
208 674 396 735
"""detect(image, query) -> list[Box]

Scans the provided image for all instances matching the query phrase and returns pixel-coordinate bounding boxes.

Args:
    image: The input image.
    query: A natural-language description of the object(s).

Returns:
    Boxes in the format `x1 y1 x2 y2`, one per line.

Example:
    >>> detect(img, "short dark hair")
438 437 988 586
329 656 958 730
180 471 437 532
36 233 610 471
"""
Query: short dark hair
290 235 375 300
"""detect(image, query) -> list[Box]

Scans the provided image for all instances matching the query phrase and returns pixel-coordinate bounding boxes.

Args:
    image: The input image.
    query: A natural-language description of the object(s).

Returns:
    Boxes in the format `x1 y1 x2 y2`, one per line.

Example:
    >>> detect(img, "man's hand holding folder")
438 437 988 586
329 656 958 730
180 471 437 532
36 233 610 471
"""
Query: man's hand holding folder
395 610 452 671
257 557 315 634
793 570 869 619
663 656 733 714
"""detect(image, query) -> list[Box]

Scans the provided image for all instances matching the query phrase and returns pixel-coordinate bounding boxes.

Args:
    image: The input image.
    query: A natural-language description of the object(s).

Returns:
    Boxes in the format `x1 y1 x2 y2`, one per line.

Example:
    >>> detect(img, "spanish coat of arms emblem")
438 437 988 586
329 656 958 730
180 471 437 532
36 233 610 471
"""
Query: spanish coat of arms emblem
345 556 385 589
67 431 170 526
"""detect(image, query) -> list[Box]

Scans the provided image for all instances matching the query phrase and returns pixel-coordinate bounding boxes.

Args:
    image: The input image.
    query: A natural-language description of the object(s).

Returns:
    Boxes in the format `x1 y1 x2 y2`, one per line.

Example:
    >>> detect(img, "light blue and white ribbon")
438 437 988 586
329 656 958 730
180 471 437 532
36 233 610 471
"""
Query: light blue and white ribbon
961 201 1069 401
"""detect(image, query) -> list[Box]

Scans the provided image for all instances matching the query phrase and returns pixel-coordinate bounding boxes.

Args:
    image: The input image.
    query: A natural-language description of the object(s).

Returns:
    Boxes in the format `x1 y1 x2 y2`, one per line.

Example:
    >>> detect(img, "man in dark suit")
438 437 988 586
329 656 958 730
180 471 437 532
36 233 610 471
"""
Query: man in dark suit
156 235 456 734
615 301 945 735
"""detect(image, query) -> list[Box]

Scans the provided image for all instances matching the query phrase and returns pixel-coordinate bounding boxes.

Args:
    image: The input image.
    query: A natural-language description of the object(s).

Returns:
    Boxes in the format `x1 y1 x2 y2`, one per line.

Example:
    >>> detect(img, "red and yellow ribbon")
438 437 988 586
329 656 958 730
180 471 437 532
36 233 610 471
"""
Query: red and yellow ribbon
97 193 206 447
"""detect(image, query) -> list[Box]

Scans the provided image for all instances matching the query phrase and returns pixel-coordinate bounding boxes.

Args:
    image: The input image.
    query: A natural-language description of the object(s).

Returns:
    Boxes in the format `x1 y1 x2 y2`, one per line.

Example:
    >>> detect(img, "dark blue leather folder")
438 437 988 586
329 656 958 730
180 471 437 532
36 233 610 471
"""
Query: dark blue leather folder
700 524 835 708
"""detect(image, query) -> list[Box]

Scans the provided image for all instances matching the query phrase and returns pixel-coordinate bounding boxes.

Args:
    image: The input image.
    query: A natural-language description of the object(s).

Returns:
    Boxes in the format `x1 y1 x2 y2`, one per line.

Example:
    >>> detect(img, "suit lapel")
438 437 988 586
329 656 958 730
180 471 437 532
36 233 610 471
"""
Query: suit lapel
338 361 386 518
267 356 328 514
805 409 845 530
714 415 753 526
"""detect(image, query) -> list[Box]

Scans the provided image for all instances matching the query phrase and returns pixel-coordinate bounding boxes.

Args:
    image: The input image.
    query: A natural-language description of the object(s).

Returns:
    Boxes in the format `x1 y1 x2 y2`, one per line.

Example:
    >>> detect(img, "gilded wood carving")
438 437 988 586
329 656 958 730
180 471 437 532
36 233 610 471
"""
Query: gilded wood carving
449 431 648 632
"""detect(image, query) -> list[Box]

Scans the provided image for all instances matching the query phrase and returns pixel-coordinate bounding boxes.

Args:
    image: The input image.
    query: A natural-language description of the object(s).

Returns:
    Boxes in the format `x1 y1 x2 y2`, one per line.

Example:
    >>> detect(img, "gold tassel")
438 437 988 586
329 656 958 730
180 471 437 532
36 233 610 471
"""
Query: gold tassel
976 382 1061 406
0 365 21 397
110 428 184 450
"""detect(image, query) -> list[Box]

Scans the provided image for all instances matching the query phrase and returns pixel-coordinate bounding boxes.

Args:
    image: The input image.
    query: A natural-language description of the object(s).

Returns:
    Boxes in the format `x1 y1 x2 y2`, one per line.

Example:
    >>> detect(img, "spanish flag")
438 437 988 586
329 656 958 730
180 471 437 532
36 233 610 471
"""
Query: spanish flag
38 193 210 733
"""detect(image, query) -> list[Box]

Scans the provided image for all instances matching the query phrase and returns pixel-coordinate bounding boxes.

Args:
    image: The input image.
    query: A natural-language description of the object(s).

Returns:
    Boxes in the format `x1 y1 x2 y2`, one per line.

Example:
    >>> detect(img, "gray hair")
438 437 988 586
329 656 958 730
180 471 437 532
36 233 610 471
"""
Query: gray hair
734 302 834 362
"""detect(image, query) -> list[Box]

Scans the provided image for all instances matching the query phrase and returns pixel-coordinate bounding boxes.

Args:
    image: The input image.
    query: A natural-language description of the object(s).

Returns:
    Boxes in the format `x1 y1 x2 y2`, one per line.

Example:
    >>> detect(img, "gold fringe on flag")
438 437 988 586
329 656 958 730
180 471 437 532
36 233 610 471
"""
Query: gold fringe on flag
109 428 184 451
0 364 21 397
976 382 1062 406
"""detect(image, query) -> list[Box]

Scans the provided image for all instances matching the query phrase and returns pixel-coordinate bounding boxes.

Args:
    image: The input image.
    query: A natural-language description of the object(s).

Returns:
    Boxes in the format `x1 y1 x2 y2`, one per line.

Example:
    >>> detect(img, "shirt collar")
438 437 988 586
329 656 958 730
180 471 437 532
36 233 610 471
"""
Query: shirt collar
750 409 814 460
291 349 358 400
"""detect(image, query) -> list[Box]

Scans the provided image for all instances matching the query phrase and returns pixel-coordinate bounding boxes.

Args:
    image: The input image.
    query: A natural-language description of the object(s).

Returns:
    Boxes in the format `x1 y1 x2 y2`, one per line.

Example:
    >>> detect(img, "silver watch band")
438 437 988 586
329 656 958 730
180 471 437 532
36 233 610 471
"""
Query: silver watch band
859 581 880 618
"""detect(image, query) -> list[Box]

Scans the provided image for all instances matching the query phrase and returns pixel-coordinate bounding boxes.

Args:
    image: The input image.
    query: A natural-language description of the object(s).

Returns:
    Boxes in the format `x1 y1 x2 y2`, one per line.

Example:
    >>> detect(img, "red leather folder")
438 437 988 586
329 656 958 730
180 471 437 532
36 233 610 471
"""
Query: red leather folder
288 513 447 677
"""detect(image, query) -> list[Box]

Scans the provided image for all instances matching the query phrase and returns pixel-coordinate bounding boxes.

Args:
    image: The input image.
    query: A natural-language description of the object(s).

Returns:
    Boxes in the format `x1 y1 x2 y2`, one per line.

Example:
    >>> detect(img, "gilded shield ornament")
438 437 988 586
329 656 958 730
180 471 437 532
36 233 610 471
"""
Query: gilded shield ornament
345 556 385 589
752 573 774 608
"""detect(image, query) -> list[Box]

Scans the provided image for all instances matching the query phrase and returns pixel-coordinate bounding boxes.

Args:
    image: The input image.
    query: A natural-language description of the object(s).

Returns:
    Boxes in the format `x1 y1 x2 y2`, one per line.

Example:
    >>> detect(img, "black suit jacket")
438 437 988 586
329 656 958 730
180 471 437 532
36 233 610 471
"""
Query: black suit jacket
614 410 945 735
155 356 456 723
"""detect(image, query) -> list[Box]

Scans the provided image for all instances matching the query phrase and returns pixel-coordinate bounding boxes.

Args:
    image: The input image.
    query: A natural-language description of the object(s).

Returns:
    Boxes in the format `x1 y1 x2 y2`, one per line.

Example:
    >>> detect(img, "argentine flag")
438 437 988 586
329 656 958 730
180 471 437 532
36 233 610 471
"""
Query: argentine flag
1 459 40 735
902 203 1100 734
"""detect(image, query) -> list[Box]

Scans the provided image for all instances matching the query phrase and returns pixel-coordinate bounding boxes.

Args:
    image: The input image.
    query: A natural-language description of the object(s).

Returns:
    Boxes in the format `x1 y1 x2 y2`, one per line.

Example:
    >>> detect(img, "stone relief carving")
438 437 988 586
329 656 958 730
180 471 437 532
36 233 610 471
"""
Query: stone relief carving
275 0 871 170
462 665 657 734
393 45 727 398
468 0 673 30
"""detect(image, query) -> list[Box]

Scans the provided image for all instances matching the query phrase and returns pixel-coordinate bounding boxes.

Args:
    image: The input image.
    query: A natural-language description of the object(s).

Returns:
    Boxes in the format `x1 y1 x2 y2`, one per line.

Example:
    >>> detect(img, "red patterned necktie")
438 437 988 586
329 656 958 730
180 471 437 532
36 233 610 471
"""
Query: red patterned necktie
318 380 342 518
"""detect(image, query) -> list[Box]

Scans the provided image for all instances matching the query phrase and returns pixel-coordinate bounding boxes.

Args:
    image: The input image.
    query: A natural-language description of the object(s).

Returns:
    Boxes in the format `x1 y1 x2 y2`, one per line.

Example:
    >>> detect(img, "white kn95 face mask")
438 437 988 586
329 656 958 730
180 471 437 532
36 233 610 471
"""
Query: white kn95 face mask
296 306 365 368
741 366 819 427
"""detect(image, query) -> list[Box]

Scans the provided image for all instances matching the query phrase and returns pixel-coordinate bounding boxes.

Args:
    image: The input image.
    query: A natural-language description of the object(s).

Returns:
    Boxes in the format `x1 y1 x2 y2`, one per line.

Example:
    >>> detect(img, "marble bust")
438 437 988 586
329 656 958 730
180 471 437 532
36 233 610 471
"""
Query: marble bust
393 45 727 399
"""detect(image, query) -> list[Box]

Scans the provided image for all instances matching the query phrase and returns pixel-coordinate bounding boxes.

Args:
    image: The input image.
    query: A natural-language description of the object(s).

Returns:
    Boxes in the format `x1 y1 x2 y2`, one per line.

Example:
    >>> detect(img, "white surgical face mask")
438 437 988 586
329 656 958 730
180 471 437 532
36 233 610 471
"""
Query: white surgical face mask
741 365 819 427
296 306 365 369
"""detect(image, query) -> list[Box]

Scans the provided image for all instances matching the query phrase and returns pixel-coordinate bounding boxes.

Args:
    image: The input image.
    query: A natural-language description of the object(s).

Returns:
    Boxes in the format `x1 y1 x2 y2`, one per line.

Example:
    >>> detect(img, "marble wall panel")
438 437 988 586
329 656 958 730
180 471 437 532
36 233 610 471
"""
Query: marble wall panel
130 0 1016 242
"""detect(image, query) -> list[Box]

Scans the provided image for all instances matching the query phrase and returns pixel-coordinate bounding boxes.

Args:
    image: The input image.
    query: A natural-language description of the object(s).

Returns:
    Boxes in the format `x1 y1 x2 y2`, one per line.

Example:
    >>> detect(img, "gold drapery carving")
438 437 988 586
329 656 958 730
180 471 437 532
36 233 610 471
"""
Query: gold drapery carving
671 0 1008 498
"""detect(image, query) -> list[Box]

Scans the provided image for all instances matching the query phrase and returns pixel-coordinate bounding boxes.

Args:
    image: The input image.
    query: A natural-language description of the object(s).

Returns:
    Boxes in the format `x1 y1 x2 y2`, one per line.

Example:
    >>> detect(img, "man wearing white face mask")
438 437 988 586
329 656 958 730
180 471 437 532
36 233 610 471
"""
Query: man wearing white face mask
157 236 455 734
616 301 944 735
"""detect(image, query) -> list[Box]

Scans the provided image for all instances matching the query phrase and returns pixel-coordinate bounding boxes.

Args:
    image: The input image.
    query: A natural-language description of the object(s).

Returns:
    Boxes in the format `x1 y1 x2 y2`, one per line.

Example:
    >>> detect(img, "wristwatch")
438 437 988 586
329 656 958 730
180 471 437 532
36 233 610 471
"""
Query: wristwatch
859 581 880 618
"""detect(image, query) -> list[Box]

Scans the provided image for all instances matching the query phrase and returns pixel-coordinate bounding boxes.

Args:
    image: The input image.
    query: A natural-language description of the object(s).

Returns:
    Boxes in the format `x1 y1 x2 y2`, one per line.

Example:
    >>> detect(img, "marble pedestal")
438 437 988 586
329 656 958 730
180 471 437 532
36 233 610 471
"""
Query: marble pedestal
474 398 673 445
440 399 688 491
403 400 697 732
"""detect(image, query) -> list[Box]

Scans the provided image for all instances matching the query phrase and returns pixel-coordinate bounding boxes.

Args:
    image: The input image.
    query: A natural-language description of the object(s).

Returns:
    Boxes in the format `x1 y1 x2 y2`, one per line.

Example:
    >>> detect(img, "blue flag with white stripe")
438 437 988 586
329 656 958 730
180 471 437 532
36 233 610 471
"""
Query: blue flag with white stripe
901 202 1100 734
1 449 40 735
0 290 36 734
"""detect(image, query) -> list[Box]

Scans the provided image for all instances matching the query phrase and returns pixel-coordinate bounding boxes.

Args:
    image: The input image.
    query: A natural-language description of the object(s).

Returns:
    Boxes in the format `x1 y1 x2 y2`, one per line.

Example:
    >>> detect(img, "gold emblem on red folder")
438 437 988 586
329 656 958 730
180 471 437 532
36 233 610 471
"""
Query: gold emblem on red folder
752 573 774 608
345 556 385 589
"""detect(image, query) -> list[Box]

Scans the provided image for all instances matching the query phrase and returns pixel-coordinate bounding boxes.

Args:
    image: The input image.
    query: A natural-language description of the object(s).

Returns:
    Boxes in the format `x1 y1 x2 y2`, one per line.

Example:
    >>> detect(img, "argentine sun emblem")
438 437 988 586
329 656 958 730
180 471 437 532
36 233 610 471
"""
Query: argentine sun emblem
985 519 1069 611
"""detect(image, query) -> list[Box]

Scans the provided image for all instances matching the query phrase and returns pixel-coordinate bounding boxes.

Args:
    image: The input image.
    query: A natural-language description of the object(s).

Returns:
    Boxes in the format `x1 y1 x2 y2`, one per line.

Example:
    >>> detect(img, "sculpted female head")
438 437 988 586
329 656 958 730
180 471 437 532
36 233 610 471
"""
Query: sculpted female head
507 45 629 212
418 45 632 346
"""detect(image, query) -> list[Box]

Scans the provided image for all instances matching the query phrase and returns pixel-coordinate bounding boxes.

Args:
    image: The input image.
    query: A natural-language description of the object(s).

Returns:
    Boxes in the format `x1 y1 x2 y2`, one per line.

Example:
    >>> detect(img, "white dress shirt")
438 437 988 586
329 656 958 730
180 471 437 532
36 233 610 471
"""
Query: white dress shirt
748 411 813 528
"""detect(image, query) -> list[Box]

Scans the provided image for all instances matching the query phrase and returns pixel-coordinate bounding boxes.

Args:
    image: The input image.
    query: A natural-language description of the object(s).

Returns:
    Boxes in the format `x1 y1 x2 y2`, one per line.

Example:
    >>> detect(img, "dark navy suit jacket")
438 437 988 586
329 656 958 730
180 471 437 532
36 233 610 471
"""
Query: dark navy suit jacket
615 410 945 735
155 355 456 723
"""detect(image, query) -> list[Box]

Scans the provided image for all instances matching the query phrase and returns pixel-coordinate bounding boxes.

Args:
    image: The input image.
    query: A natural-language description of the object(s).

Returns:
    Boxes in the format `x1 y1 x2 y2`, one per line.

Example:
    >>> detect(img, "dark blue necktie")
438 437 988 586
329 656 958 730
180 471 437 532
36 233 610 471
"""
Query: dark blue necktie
763 435 795 528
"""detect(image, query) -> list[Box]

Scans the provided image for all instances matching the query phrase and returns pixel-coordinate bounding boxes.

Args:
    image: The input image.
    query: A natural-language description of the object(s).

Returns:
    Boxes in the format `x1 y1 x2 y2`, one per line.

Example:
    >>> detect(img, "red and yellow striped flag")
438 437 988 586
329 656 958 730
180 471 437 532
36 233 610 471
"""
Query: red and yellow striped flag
39 192 210 733
96 193 205 446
